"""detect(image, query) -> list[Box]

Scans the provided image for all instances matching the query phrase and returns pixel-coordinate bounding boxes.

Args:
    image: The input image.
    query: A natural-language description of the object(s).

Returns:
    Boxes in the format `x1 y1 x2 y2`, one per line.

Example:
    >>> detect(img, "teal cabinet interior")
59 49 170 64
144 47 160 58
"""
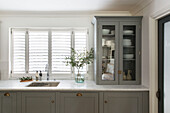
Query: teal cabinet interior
93 16 142 85
0 91 148 113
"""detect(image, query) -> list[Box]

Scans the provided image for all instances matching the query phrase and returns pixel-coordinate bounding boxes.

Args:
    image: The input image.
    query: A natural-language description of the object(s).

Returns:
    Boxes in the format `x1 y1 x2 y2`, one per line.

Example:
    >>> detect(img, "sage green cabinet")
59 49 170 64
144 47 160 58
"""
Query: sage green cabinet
0 91 149 113
0 92 17 113
21 92 56 113
60 92 98 113
93 16 142 85
103 92 149 113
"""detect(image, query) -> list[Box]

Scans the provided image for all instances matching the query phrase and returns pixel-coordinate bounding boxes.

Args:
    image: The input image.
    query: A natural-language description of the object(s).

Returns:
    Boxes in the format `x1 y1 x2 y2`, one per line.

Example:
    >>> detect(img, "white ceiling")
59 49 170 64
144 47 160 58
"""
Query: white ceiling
0 0 142 11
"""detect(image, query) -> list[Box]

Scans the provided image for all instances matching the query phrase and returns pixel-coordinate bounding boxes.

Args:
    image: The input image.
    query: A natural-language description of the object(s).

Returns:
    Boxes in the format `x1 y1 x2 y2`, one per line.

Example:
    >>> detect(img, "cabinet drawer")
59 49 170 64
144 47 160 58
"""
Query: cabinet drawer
60 92 98 113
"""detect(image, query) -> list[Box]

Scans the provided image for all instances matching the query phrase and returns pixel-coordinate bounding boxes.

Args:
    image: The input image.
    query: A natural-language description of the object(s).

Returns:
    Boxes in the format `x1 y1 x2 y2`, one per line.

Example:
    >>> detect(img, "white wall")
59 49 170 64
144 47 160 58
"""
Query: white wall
131 0 170 87
0 12 131 80
131 0 170 113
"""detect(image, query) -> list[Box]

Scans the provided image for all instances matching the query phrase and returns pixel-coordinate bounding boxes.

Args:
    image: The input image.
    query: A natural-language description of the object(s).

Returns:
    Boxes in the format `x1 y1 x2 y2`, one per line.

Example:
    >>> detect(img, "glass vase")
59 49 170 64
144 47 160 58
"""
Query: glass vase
75 73 85 83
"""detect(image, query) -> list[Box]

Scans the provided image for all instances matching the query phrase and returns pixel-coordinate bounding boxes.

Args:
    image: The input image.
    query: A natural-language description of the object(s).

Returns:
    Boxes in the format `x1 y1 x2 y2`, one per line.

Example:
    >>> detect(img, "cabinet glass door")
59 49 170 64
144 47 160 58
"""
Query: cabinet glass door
120 22 140 85
99 22 118 84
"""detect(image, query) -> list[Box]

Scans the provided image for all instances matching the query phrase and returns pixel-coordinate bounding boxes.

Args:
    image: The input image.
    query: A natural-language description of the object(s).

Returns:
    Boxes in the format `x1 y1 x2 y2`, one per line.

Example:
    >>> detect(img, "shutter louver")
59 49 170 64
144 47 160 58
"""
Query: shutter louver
74 30 87 74
12 30 26 73
29 30 48 73
52 31 71 73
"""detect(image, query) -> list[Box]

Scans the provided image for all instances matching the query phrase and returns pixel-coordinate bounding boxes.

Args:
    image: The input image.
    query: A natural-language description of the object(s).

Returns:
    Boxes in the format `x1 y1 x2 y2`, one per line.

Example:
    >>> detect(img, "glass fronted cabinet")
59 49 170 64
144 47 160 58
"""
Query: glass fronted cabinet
93 16 142 85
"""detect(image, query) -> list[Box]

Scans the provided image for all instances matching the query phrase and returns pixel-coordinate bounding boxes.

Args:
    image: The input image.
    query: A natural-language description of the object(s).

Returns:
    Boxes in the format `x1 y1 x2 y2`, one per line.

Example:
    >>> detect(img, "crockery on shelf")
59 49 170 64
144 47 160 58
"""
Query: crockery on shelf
102 29 110 35
123 54 134 59
123 30 134 34
110 30 115 35
123 39 132 46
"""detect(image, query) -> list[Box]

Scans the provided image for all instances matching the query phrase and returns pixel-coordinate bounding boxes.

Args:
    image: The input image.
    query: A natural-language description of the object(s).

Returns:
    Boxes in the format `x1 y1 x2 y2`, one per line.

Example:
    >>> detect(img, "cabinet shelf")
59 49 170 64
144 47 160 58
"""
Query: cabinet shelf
102 34 115 37
123 46 135 48
123 59 135 61
123 34 135 36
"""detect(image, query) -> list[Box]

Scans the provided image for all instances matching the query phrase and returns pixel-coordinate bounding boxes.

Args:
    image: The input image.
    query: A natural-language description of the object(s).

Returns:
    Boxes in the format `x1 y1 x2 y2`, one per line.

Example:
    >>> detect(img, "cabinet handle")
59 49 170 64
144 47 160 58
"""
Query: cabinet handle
51 100 55 103
76 93 82 96
4 93 10 97
104 101 107 103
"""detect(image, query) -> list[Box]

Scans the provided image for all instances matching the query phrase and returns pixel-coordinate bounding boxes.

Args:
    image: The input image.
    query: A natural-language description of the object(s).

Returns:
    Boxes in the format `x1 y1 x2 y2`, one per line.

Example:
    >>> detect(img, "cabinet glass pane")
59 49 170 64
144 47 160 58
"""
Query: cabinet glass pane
123 25 136 81
102 25 115 81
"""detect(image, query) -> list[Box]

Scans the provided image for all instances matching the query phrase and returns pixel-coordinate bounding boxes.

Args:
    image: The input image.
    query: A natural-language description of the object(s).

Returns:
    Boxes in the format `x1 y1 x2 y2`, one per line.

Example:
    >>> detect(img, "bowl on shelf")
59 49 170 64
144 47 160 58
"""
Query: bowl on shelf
123 54 134 59
110 30 115 35
123 30 134 35
123 39 132 46
102 29 110 35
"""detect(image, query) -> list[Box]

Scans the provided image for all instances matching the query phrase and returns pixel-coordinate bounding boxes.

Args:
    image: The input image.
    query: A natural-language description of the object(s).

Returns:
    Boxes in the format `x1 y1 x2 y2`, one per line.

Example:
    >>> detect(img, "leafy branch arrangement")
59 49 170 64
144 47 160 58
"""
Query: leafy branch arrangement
65 48 94 74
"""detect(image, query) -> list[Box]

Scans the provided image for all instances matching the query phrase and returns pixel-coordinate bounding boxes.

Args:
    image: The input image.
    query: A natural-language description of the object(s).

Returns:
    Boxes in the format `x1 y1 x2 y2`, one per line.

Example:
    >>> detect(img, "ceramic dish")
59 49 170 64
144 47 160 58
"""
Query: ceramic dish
123 41 131 46
110 30 115 35
102 29 110 35
123 30 134 34
123 39 131 42
123 54 134 59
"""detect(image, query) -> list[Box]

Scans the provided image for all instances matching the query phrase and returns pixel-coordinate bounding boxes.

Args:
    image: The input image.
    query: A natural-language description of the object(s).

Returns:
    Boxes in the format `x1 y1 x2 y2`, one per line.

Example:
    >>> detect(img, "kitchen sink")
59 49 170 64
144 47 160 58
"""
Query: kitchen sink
27 82 60 87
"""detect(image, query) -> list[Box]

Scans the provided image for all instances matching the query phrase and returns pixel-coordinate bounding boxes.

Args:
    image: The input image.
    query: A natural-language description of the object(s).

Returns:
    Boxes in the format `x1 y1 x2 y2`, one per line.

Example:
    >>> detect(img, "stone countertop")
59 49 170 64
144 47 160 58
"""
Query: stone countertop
0 80 149 91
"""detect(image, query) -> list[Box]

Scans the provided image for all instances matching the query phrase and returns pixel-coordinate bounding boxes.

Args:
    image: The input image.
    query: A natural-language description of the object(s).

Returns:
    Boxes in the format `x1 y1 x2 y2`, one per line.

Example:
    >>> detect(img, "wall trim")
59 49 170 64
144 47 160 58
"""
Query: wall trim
129 0 153 15
149 7 170 113
149 17 158 113
151 4 170 19
0 11 131 17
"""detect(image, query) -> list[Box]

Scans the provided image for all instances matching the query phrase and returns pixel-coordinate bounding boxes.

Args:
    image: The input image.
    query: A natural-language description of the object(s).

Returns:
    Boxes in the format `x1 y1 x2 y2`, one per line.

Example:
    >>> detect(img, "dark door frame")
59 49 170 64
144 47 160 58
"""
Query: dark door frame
158 14 170 113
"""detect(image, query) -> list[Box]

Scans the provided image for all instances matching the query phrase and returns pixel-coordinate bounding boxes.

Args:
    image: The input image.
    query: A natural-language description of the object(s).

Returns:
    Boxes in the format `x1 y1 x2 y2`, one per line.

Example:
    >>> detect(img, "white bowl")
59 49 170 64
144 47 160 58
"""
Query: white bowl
123 41 131 46
102 29 110 35
123 39 131 42
123 54 134 59
123 30 134 34
110 30 115 35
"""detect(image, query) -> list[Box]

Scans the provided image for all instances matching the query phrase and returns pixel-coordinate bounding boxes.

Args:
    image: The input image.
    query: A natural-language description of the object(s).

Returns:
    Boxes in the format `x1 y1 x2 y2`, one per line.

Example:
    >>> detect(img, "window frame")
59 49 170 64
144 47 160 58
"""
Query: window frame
10 27 89 78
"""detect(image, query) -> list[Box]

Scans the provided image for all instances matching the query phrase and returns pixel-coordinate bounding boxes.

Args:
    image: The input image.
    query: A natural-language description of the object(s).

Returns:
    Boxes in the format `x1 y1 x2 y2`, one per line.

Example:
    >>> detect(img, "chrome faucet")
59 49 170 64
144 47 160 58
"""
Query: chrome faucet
45 64 49 81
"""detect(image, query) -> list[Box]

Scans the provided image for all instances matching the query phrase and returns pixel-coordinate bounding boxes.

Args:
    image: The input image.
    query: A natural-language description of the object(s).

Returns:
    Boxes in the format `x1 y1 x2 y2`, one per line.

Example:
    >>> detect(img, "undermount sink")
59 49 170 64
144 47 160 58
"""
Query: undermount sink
27 82 60 87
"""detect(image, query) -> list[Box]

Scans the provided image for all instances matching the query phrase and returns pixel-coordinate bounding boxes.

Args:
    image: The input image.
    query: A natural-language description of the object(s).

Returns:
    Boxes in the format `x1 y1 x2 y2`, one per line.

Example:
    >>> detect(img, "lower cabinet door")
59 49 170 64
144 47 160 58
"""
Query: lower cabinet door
104 92 143 113
0 92 17 113
22 92 55 113
60 92 98 113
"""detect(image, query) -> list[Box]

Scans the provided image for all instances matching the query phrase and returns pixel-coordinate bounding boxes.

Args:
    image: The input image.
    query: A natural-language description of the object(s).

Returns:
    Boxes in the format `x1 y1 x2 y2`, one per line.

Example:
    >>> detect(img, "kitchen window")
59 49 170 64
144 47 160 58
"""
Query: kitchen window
10 28 88 77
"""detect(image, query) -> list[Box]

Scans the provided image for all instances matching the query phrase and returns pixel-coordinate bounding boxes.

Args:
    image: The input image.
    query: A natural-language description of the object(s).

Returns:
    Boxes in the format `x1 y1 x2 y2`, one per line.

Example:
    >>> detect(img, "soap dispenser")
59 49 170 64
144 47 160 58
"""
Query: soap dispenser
35 71 39 81
39 71 42 81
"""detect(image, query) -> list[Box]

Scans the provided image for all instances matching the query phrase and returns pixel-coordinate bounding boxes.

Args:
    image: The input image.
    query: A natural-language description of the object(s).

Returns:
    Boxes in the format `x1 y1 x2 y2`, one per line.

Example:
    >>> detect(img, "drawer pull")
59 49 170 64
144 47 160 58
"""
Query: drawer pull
104 101 107 103
4 93 10 97
76 93 82 96
51 100 55 103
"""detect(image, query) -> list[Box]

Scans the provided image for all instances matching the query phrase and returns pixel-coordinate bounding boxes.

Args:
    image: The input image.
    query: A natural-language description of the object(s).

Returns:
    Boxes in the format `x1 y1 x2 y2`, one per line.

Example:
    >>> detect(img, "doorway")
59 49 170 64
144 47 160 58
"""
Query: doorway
158 14 170 113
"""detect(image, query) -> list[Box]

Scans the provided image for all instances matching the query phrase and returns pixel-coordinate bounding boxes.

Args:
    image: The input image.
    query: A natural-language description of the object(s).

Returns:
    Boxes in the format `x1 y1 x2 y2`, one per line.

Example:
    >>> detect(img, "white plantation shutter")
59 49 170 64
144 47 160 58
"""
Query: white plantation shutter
52 31 71 73
74 30 87 74
29 30 48 73
11 28 88 76
12 30 26 74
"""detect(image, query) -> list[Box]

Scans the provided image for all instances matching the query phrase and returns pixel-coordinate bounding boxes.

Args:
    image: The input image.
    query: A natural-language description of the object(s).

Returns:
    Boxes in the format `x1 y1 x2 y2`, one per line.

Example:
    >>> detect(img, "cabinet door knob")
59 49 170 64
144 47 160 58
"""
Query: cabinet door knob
4 93 10 97
76 93 82 96
51 100 55 103
104 101 107 103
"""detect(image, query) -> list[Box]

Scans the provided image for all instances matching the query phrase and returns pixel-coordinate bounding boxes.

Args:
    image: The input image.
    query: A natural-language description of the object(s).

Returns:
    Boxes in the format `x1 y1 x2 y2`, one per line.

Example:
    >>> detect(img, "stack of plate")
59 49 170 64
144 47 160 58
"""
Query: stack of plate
123 30 134 35
123 39 131 46
123 54 134 59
